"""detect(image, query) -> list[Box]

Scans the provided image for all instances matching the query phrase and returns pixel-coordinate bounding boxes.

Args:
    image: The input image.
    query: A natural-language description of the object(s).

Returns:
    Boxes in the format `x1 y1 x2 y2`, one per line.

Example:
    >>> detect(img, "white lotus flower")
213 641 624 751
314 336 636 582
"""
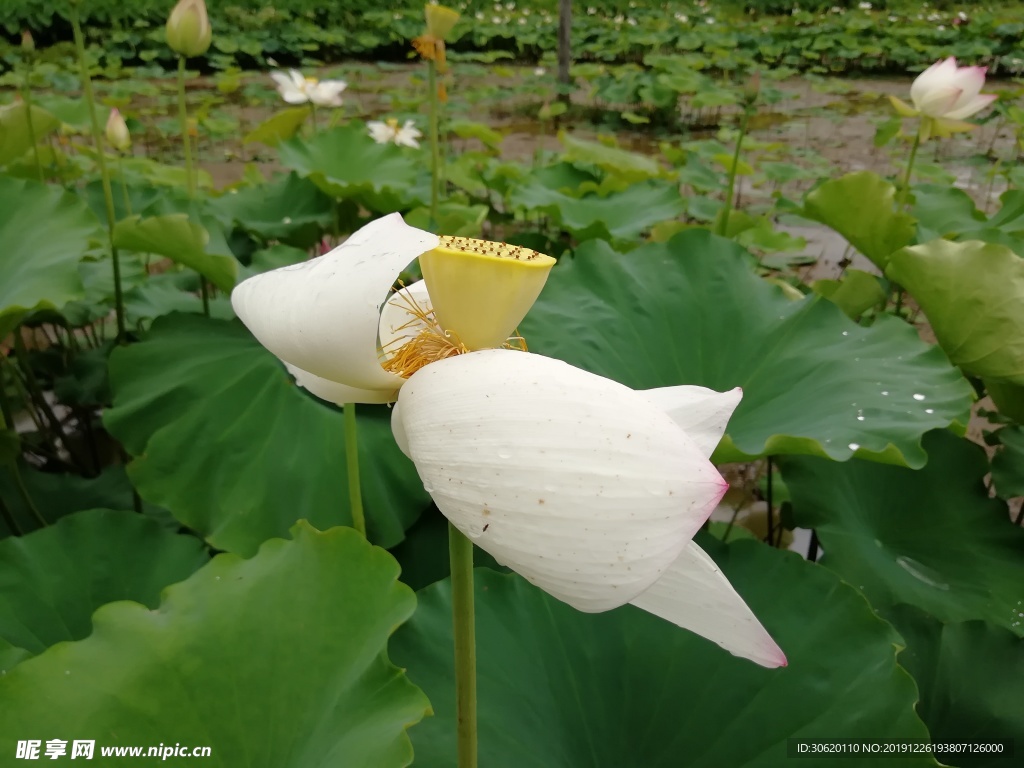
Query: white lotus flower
231 214 787 668
890 57 996 139
367 118 423 148
270 69 347 107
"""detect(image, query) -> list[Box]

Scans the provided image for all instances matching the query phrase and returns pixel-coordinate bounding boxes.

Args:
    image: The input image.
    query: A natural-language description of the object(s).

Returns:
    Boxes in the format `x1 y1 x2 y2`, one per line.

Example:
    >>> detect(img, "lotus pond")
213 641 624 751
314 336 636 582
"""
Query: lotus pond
0 1 1023 766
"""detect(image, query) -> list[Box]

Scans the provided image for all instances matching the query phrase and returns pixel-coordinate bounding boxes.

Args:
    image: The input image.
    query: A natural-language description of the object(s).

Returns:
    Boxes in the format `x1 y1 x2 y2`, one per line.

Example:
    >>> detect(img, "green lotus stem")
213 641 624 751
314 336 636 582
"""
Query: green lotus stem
176 55 196 197
448 522 477 768
0 491 22 535
897 122 923 211
176 54 211 316
21 61 44 183
343 403 365 536
12 334 87 474
71 5 127 344
116 153 132 217
309 102 318 135
0 400 45 530
428 59 441 225
716 107 751 237
892 123 924 315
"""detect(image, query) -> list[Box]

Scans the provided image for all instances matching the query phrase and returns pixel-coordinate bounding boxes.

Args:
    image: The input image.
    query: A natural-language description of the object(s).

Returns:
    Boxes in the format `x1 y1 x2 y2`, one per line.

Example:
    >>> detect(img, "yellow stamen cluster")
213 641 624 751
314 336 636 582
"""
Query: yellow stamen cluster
438 236 545 262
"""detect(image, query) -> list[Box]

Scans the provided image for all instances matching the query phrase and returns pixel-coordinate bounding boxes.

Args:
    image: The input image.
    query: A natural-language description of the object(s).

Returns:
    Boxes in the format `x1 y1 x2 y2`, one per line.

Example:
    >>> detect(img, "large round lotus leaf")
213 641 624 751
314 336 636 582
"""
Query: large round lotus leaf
0 176 101 338
522 231 972 467
801 171 915 270
886 606 1024 768
0 523 429 767
779 430 1024 635
104 314 429 556
0 509 208 658
393 538 936 767
887 239 1024 386
509 178 685 242
209 172 334 249
278 123 429 214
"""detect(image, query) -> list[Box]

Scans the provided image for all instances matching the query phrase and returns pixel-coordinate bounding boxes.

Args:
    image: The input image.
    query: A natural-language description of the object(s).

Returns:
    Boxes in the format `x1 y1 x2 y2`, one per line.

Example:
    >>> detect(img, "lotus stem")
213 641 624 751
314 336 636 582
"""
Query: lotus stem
428 59 441 225
717 106 751 237
0 407 45 530
71 5 127 344
21 61 44 182
448 522 478 768
176 54 211 316
892 124 923 315
897 123 923 211
343 403 365 536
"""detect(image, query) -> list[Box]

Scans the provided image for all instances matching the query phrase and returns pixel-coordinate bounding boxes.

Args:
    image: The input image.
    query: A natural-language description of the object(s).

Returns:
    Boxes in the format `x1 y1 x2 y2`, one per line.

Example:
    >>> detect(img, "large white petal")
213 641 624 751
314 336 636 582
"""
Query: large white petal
630 541 786 668
286 363 394 406
641 385 742 458
396 350 729 612
943 92 997 120
231 214 439 398
910 57 957 109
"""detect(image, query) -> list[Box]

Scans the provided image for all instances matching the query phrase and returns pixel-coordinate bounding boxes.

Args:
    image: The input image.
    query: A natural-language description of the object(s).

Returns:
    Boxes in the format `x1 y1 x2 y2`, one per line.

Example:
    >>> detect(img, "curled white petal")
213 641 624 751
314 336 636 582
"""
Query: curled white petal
630 541 787 668
395 350 729 612
286 363 393 406
231 213 439 398
641 385 741 458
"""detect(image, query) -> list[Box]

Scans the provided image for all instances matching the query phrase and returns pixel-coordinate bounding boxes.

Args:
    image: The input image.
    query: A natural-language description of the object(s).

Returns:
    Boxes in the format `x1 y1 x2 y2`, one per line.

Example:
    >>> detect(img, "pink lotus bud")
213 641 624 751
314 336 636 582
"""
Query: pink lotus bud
105 108 131 152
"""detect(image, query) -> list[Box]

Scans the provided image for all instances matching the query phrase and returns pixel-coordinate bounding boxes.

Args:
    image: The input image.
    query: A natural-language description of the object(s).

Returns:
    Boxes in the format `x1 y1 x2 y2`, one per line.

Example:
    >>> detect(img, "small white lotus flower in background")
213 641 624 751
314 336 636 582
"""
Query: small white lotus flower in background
367 118 423 148
270 69 347 107
105 108 131 152
533 66 546 76
230 214 787 668
890 57 997 139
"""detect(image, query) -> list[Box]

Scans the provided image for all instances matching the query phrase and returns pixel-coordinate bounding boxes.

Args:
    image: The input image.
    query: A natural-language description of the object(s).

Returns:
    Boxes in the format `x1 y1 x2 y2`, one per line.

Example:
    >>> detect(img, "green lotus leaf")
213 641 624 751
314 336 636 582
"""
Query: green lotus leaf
242 106 310 147
0 465 154 538
887 239 1024 386
0 177 101 338
991 424 1024 499
522 232 972 467
0 509 208 660
913 186 1024 252
509 178 685 242
393 539 936 767
278 123 429 213
780 430 1024 634
209 172 334 249
0 102 60 166
886 605 1024 766
559 130 665 181
104 314 429 556
113 214 238 293
0 523 429 767
802 171 915 270
811 268 886 319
